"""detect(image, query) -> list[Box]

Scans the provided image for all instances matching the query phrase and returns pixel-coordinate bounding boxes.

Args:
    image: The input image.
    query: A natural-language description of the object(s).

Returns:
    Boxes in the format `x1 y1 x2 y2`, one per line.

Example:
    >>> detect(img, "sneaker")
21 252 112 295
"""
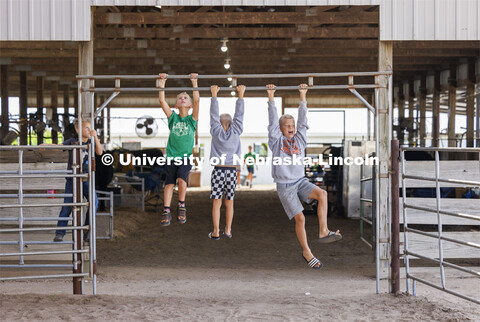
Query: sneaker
161 210 172 226
177 205 187 224
53 234 64 242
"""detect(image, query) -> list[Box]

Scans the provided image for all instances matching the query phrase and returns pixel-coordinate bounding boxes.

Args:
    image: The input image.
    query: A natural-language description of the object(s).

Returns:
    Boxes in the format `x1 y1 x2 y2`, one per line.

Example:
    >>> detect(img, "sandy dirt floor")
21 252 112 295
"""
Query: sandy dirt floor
1 188 479 321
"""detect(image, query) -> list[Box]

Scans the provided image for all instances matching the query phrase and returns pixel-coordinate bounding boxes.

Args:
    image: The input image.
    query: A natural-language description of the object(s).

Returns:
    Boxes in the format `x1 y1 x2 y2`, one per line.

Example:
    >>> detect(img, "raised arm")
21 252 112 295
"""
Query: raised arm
231 85 245 135
296 84 309 145
158 73 172 118
190 73 200 121
266 84 281 143
210 85 221 135
90 129 104 155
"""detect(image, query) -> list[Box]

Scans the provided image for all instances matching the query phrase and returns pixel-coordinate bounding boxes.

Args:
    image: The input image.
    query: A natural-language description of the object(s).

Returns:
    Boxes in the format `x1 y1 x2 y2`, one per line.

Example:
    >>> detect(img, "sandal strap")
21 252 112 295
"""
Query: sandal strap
308 257 320 268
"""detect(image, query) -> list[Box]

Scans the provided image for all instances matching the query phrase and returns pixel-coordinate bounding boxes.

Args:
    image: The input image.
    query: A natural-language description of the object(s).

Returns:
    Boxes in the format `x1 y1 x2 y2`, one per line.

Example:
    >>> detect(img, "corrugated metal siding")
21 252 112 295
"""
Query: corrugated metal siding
0 0 91 41
91 0 380 5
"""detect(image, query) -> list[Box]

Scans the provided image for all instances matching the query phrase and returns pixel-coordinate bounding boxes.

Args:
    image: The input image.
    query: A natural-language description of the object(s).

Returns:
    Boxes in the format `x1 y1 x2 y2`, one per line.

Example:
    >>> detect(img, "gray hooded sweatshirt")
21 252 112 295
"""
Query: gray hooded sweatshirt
268 100 308 183
210 98 244 166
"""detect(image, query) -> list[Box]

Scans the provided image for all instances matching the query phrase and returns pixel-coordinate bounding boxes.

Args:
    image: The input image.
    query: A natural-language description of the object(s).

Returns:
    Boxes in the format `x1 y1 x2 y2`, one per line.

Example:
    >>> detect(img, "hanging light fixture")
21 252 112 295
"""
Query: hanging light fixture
220 38 229 52
230 91 236 96
224 58 231 70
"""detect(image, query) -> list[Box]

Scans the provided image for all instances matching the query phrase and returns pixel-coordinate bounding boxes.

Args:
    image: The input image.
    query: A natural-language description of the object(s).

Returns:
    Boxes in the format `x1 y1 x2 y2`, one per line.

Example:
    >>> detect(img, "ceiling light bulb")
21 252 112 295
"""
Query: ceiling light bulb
224 62 230 69
227 77 233 81
231 91 236 96
221 45 228 52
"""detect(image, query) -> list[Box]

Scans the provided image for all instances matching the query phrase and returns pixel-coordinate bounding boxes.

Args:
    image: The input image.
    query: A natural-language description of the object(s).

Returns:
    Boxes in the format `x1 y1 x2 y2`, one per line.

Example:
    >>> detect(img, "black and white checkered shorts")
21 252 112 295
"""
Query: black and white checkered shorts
210 167 238 200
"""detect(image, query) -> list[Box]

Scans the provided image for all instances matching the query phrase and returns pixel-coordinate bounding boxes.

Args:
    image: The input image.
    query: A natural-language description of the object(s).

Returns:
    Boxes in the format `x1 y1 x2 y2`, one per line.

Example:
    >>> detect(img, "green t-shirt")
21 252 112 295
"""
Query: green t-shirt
244 152 257 168
166 112 197 158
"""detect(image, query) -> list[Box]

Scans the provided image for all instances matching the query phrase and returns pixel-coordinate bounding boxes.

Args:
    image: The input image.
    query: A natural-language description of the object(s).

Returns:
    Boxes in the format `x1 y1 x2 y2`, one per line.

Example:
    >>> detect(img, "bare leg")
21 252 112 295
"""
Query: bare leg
212 199 222 237
177 178 187 202
224 199 234 235
294 212 321 268
163 184 174 207
308 187 340 238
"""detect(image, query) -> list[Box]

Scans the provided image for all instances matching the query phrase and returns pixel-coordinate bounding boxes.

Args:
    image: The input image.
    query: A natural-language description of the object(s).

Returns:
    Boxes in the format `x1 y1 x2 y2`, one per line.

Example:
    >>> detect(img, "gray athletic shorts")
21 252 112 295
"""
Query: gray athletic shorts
276 177 317 220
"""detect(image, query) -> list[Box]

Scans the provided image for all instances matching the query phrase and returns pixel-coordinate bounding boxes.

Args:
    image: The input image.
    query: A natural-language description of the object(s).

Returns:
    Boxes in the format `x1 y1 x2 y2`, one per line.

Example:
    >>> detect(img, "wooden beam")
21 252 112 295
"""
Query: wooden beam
94 11 379 25
408 81 415 146
1 65 9 140
466 62 475 148
50 81 58 143
432 72 440 147
95 26 378 39
397 84 405 145
419 76 427 147
447 66 457 147
36 76 44 144
63 85 70 128
378 40 393 280
19 71 28 145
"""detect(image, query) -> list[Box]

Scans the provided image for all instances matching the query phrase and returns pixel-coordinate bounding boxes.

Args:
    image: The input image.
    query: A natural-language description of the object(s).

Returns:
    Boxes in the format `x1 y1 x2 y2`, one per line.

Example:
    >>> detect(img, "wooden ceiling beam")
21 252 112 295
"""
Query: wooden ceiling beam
95 26 378 39
94 11 379 25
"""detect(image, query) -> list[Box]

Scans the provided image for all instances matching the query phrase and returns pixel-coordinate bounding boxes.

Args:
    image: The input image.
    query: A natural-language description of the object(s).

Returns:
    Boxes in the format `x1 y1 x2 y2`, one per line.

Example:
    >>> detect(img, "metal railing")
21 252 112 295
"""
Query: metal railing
360 153 376 249
0 145 97 295
96 190 114 240
400 146 480 305
110 174 145 212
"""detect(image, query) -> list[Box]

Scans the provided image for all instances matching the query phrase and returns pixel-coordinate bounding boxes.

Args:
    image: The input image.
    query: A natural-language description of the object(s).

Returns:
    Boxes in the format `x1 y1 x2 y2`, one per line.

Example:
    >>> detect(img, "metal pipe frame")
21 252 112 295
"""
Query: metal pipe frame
0 249 89 257
1 240 73 245
0 174 88 179
1 226 89 233
406 250 480 278
0 273 89 281
405 227 480 250
403 204 480 222
401 149 412 294
0 193 74 198
0 202 88 209
403 175 480 187
374 79 381 295
0 145 88 150
0 217 73 221
0 264 73 268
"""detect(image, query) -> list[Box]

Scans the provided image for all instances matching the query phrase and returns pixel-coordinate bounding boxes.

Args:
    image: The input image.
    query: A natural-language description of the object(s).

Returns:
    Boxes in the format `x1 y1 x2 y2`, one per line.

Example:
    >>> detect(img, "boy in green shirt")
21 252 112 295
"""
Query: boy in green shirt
243 146 257 188
158 73 199 226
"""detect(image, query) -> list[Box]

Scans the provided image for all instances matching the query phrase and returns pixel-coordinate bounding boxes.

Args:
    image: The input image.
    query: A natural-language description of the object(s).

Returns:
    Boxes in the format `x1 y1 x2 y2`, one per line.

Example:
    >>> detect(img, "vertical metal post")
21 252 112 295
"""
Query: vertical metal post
374 84 380 294
89 91 98 295
141 178 145 212
18 150 24 265
360 163 364 240
73 147 83 294
400 149 411 294
435 150 446 288
390 140 400 293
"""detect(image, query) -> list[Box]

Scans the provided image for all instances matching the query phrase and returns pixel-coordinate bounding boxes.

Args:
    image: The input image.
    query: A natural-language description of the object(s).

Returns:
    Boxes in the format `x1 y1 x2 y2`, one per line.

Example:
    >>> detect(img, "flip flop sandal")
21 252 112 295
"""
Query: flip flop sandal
222 231 232 238
208 232 220 240
160 211 172 226
303 255 323 270
318 230 342 244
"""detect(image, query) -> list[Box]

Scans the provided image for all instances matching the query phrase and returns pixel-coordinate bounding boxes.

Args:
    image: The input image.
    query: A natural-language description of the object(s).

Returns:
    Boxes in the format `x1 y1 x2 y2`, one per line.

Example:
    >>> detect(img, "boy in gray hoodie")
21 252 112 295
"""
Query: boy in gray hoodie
267 84 342 269
208 84 246 240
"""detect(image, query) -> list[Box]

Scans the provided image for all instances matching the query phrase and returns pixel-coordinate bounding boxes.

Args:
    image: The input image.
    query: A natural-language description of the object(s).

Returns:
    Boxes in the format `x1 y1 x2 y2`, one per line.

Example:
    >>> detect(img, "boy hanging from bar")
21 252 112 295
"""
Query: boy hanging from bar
266 83 342 270
207 84 246 240
158 73 199 226
50 118 102 242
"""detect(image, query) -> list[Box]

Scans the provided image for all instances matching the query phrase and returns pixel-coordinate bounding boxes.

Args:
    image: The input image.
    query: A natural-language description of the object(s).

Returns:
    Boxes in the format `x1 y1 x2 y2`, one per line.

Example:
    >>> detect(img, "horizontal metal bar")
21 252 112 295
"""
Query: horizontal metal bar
82 84 383 93
77 71 392 80
404 204 480 222
0 273 88 281
401 147 480 153
0 145 87 150
403 174 480 186
360 236 373 248
407 274 480 305
0 173 88 179
0 170 71 175
0 226 88 233
360 177 373 182
406 250 480 277
406 227 480 249
0 202 88 209
95 91 120 117
0 217 72 221
0 240 73 245
0 249 88 257
360 217 373 225
0 264 73 268
360 198 373 203
0 194 72 198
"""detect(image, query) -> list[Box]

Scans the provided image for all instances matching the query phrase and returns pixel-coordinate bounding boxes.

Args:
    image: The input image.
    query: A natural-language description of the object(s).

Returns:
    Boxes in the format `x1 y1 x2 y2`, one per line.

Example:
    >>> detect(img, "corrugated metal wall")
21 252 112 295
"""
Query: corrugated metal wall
1 0 479 41
0 0 91 41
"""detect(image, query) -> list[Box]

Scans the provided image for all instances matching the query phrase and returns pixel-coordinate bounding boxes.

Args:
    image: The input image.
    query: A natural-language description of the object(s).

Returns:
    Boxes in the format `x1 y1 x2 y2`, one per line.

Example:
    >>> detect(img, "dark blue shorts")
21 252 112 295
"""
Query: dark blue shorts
247 166 254 174
164 163 192 185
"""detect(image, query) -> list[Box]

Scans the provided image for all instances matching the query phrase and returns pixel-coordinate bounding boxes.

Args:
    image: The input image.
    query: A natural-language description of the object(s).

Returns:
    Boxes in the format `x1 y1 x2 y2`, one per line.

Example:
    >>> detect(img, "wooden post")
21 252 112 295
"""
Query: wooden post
19 71 28 145
447 67 457 147
390 139 400 294
432 72 440 147
79 7 95 120
51 81 59 144
36 76 44 144
378 41 393 282
63 85 70 129
1 65 8 140
106 106 111 144
72 148 83 295
419 76 427 147
466 62 475 148
397 84 405 145
408 81 415 146
73 86 79 118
